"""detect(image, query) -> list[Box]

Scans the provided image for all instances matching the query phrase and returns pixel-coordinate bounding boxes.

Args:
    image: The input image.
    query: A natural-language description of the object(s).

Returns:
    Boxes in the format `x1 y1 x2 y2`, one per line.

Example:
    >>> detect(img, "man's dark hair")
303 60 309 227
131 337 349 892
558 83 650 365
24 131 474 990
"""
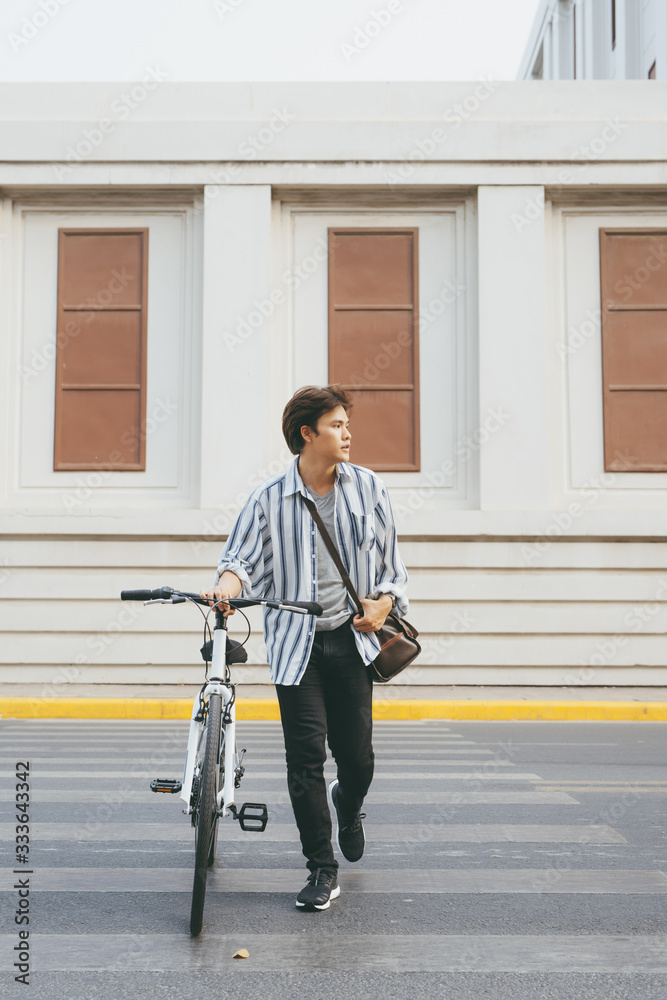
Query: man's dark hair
282 384 352 455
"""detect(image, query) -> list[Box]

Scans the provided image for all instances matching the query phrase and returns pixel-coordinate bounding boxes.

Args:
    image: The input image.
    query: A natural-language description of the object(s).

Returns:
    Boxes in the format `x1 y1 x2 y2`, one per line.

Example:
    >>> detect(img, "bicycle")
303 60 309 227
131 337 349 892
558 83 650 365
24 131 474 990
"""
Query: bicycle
120 584 322 936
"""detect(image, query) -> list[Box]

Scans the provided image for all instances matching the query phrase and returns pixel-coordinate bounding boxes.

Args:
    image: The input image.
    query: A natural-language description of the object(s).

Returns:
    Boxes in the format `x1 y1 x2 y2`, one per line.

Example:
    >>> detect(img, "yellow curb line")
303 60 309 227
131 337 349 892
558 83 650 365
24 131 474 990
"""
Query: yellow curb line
1 698 667 721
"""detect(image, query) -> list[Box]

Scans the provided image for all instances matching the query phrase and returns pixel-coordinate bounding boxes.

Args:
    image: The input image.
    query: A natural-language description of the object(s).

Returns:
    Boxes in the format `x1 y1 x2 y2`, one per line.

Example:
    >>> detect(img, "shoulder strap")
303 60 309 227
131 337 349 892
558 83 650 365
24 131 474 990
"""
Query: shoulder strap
300 494 364 617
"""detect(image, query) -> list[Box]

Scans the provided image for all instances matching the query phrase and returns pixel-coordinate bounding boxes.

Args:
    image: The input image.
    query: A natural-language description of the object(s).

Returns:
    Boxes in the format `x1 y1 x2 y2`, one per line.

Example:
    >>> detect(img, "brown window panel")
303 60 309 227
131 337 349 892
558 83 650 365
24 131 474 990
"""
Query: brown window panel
599 228 667 471
54 229 148 471
328 228 420 472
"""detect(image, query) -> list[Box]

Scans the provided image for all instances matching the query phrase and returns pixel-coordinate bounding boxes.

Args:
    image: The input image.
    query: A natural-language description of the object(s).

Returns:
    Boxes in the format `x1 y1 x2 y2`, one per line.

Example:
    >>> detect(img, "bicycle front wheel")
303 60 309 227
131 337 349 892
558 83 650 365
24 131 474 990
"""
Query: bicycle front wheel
190 692 222 936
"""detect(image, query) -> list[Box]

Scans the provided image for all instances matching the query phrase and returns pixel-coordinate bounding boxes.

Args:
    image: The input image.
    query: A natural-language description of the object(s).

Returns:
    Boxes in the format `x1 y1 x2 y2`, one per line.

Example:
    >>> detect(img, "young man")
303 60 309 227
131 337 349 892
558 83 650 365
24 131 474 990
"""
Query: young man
201 384 408 910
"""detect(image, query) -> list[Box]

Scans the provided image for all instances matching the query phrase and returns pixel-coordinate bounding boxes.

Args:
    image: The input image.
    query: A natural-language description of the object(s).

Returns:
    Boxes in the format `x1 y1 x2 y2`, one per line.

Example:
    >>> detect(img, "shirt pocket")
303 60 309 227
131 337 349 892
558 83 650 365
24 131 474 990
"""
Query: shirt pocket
356 513 376 552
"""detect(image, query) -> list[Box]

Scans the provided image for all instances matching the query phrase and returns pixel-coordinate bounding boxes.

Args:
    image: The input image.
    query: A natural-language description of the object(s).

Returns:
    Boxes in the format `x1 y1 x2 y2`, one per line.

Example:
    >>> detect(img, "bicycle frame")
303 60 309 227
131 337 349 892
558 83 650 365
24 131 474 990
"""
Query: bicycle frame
181 612 238 820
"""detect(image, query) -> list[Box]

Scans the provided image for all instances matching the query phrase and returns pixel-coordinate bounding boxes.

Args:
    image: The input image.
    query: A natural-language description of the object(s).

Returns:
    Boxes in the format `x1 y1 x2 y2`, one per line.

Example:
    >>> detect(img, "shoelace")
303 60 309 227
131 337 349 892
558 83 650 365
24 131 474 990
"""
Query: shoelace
309 867 335 885
341 812 366 834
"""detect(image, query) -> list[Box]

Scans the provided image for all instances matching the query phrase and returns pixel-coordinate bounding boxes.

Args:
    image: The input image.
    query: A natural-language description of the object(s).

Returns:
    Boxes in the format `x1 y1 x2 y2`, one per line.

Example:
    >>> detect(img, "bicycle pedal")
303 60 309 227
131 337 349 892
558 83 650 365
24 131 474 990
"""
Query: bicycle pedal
150 778 182 794
236 802 268 832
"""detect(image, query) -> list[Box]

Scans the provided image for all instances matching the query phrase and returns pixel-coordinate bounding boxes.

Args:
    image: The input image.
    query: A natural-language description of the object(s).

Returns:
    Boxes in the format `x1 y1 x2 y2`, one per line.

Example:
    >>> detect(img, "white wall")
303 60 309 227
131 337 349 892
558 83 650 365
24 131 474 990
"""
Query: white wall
1 83 667 689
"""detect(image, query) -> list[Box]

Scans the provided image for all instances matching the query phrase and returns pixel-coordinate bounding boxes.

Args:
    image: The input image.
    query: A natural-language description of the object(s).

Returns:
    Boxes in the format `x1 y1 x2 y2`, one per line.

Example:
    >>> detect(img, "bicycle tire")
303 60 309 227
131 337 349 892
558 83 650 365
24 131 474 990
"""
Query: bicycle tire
207 724 225 867
190 692 222 936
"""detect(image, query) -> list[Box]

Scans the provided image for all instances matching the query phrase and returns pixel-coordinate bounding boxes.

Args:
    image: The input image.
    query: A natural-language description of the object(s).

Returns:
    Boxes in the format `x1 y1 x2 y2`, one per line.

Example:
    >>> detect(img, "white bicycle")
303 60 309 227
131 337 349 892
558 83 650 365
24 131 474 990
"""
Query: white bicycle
120 584 322 936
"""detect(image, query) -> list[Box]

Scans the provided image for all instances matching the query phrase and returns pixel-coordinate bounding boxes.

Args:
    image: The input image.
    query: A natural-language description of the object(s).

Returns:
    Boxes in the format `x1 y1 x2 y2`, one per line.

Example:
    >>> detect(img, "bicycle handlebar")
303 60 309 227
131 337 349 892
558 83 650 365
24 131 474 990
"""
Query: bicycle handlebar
121 588 168 602
120 586 323 616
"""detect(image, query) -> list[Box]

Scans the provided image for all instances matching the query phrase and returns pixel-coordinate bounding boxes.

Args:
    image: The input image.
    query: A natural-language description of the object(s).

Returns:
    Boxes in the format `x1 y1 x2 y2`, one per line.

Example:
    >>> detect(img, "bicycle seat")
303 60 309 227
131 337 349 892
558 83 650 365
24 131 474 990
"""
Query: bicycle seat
200 638 248 665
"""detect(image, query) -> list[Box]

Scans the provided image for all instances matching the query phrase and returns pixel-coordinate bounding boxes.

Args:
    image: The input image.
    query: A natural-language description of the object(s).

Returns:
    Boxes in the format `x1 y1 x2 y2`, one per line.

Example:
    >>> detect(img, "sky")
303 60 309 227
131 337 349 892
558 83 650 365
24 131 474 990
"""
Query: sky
0 0 542 82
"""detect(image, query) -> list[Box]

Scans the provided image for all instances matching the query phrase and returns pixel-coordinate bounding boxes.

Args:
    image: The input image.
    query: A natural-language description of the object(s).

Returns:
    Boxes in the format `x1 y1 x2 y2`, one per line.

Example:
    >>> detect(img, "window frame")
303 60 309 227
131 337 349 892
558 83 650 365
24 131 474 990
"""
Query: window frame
327 225 421 473
599 225 667 473
53 226 149 472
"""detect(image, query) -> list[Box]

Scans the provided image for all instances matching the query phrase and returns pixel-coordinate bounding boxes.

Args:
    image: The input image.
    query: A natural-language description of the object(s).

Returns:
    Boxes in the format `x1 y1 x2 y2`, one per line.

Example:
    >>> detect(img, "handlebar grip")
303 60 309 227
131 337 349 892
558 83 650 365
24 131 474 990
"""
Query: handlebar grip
285 601 323 616
120 588 169 602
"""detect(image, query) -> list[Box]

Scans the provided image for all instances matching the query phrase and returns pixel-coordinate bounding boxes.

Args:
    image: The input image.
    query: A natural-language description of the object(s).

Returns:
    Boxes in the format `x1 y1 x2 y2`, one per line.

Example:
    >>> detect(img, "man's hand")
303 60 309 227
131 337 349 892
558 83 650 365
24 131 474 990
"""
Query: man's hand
200 571 242 617
199 586 236 616
352 594 393 633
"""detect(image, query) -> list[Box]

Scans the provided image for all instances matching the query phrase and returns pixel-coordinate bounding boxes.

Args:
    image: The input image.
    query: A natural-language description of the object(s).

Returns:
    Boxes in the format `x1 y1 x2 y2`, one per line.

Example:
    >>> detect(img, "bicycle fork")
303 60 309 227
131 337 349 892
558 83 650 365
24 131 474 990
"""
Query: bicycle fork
178 621 268 832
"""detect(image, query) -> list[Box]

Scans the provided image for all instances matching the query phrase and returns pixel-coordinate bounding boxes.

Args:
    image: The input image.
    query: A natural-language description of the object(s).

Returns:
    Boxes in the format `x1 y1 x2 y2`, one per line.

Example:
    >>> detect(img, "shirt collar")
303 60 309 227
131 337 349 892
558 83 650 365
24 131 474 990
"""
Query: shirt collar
284 455 352 497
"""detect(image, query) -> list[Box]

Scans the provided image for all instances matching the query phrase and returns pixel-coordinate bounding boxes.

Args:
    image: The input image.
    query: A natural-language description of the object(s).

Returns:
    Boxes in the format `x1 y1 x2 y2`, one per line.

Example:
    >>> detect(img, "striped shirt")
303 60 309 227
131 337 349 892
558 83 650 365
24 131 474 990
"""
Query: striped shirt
215 457 409 685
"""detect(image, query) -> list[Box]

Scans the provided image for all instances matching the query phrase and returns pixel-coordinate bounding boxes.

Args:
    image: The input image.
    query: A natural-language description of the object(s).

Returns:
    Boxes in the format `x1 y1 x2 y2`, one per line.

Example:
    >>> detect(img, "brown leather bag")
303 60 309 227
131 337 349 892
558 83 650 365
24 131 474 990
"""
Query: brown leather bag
301 495 421 682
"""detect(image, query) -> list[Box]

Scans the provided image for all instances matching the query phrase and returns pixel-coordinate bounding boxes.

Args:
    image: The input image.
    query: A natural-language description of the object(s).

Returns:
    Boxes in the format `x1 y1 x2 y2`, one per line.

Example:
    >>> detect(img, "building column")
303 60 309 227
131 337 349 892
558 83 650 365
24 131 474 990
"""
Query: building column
655 0 667 78
476 186 549 511
550 5 560 79
581 0 596 78
200 184 273 509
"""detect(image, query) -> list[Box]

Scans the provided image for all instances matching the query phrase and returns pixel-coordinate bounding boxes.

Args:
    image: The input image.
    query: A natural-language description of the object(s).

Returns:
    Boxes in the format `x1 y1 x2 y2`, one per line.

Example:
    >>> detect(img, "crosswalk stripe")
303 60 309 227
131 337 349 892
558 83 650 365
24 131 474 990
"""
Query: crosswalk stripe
2 933 665 973
542 785 667 793
0 789 579 804
0 822 626 843
16 750 499 762
1 867 664 894
0 770 543 780
1 736 473 744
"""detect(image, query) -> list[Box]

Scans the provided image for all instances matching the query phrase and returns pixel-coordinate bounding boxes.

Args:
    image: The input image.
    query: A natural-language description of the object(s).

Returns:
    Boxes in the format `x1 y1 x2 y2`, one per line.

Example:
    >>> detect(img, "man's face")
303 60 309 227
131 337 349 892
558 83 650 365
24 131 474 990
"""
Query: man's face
303 404 351 464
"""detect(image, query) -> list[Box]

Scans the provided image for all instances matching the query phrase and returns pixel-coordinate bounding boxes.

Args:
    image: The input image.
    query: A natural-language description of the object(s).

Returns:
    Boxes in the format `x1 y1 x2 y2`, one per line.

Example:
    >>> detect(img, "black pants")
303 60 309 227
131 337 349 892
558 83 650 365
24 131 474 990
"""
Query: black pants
275 618 374 872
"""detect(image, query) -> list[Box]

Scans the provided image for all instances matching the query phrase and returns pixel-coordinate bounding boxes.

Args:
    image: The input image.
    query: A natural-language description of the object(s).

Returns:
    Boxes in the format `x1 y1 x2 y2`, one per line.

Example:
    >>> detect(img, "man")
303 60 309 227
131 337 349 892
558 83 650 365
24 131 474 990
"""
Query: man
201 384 409 911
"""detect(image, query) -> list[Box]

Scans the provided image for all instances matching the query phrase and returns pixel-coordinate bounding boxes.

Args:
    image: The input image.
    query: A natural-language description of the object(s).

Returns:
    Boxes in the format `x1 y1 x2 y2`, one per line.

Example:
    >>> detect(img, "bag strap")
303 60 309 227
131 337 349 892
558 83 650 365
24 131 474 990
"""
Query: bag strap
300 493 364 617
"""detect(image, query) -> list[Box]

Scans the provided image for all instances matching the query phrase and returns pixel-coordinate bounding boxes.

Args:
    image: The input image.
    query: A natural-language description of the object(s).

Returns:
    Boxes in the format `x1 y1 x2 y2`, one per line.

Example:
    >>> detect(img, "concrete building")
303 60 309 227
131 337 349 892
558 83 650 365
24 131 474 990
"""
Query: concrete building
1 80 667 698
519 0 667 80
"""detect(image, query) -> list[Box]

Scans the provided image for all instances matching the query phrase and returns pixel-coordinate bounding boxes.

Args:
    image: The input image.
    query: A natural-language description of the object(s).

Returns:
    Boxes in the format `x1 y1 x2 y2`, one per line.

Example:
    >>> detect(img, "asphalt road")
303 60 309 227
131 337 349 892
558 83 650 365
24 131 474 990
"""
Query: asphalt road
1 718 666 999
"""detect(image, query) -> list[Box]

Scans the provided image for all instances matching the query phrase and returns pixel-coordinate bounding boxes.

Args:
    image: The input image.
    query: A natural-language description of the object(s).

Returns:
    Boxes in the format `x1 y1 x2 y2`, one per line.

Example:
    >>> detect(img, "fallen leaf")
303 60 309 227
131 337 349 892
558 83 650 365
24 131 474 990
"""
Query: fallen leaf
233 949 250 960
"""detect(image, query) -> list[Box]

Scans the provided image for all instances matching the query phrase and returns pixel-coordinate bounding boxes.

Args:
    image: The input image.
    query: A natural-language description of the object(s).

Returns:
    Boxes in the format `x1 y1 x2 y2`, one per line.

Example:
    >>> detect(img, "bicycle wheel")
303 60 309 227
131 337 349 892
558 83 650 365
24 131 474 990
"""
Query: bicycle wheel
190 692 222 936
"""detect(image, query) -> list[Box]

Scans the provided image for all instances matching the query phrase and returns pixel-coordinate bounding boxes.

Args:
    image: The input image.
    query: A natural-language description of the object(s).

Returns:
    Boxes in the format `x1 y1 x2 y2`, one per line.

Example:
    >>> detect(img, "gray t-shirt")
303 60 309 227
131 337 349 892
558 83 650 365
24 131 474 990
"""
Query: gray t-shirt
306 486 351 631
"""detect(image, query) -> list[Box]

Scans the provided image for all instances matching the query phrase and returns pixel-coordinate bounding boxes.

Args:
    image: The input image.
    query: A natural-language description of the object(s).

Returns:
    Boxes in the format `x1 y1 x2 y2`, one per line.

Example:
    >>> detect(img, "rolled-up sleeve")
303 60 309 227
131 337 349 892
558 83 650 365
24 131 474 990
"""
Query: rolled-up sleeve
215 496 271 599
370 485 409 617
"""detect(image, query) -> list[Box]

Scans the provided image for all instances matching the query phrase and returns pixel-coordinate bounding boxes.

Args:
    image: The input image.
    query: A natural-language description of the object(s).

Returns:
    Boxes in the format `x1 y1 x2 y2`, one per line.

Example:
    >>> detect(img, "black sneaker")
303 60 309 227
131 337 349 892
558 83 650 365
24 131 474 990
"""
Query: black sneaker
329 779 366 862
295 868 340 911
